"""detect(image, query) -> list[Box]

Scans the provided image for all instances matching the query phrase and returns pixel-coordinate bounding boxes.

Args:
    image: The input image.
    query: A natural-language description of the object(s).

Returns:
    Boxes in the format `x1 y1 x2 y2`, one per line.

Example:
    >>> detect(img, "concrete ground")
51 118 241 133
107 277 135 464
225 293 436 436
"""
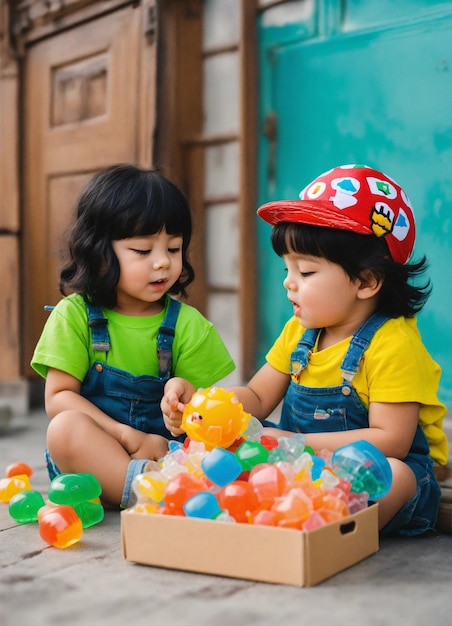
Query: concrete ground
1 408 451 626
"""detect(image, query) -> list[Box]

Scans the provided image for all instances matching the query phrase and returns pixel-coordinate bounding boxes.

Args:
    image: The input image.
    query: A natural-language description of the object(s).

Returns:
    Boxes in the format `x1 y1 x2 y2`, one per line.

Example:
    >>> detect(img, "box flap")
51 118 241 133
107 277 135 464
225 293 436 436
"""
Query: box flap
303 505 379 586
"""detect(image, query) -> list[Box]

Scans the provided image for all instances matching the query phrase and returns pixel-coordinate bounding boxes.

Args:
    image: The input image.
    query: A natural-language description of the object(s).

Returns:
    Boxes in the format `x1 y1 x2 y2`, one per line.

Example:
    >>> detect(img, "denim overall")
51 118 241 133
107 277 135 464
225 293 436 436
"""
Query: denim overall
46 297 182 506
279 312 441 535
81 296 181 438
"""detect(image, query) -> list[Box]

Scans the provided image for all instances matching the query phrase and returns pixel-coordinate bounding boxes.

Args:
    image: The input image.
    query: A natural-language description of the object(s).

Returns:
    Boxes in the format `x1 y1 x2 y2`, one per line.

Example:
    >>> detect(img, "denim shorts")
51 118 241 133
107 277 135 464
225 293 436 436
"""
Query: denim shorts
380 453 441 536
45 449 61 481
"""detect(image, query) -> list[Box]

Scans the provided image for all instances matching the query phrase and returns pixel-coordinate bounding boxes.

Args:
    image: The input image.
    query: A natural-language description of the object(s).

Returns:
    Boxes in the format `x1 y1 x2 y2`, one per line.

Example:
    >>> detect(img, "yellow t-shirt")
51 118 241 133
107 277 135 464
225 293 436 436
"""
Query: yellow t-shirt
266 315 448 465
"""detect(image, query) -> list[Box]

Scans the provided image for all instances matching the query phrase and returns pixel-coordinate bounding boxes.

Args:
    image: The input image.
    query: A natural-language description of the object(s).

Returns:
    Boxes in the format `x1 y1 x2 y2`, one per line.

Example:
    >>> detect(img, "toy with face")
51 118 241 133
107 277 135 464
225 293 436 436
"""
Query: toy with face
181 387 252 451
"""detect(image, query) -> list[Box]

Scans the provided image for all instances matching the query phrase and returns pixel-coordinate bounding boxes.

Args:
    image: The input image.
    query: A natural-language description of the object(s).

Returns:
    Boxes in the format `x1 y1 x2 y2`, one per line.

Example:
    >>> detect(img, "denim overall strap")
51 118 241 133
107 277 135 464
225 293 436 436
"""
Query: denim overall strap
157 297 181 379
281 312 390 432
86 303 110 352
290 327 319 379
340 312 389 382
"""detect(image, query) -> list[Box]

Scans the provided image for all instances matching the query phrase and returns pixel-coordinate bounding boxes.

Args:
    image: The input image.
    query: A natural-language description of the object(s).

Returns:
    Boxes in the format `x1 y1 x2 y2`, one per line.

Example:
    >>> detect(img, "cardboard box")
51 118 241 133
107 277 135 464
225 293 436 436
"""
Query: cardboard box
121 504 379 586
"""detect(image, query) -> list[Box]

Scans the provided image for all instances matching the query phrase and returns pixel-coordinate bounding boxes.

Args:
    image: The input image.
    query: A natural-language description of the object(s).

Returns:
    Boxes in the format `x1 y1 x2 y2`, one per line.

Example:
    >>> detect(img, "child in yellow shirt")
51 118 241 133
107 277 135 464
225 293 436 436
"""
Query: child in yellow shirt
162 164 448 535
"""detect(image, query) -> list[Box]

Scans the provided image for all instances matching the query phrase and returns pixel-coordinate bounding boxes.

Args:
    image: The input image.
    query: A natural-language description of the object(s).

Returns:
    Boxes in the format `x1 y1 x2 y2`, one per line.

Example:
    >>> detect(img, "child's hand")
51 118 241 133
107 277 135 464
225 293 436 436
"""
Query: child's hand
262 426 289 439
161 378 196 436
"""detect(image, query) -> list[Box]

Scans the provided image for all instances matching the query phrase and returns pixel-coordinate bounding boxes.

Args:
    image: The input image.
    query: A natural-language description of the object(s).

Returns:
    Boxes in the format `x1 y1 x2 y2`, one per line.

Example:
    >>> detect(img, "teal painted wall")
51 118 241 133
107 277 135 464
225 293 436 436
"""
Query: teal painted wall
257 1 452 406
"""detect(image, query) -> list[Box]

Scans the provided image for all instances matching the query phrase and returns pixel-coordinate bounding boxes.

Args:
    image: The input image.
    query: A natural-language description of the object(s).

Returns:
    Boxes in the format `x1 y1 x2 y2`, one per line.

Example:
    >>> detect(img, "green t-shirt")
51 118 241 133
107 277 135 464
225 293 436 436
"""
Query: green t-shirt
31 293 235 388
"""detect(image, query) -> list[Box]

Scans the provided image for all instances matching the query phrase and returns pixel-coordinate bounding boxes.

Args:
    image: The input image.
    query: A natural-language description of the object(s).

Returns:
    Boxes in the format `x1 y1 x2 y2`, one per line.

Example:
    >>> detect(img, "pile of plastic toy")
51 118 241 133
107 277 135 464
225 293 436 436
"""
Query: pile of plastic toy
128 387 392 530
1 462 103 549
2 386 393 541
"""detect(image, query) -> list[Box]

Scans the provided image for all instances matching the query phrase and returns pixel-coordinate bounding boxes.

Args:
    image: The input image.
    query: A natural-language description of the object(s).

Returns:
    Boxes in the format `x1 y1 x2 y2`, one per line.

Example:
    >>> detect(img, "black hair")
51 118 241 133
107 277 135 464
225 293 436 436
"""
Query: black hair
271 223 431 318
59 164 195 307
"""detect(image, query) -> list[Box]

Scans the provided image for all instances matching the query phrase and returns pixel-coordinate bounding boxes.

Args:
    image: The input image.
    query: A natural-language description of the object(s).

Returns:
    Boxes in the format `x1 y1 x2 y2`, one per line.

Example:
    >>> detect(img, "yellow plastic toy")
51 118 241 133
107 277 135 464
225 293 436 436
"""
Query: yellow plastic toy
181 387 252 451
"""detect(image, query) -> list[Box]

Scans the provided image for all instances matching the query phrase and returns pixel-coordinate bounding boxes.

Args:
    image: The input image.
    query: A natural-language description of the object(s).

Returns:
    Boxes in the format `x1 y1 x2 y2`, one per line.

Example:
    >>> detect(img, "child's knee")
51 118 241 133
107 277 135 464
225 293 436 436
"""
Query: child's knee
388 457 417 500
47 410 90 454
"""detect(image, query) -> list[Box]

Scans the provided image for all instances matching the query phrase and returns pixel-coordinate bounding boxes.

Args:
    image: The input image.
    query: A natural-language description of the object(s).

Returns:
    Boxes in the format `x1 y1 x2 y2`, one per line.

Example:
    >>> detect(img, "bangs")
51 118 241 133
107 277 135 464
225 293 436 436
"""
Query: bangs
271 223 327 258
108 175 191 241
270 222 393 283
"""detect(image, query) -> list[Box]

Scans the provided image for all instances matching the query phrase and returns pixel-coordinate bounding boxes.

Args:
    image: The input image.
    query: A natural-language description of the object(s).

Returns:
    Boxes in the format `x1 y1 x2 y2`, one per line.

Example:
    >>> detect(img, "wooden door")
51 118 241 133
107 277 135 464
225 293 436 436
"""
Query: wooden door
22 3 156 374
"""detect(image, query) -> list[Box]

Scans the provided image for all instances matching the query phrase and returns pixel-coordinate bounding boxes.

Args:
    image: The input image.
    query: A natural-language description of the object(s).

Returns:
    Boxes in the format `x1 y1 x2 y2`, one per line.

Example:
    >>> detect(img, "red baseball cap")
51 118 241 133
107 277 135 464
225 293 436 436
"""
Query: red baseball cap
257 164 416 264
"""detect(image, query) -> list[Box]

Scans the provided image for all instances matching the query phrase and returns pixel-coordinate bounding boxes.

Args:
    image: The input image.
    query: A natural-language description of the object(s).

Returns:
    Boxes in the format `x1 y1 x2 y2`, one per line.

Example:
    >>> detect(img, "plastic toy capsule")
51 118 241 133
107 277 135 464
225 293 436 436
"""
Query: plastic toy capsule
48 473 102 506
332 440 392 500
9 490 45 523
0 475 32 503
201 448 242 487
39 505 83 549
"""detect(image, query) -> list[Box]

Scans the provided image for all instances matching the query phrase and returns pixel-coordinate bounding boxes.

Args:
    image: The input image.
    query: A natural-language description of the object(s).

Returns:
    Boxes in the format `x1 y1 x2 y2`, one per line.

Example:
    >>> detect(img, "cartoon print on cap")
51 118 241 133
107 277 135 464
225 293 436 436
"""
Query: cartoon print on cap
368 175 411 242
329 177 360 209
302 180 326 200
370 202 395 238
367 177 397 199
401 189 413 209
392 208 411 242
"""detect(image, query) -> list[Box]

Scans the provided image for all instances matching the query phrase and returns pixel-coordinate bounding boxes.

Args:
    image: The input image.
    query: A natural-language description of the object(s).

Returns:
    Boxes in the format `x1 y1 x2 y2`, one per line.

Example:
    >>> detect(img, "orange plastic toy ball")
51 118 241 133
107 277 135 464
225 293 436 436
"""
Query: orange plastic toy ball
217 480 259 523
162 473 206 515
181 387 252 451
5 462 33 478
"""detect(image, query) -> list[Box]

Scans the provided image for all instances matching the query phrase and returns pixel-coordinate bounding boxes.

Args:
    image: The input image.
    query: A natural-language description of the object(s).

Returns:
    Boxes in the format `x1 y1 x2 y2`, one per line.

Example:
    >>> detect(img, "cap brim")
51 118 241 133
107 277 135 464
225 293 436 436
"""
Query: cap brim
257 200 372 235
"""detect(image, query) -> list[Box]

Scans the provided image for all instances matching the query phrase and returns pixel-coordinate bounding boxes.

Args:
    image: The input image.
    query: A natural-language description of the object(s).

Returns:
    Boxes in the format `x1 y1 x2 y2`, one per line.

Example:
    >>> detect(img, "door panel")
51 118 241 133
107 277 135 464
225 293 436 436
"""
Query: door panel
23 5 146 374
257 2 452 403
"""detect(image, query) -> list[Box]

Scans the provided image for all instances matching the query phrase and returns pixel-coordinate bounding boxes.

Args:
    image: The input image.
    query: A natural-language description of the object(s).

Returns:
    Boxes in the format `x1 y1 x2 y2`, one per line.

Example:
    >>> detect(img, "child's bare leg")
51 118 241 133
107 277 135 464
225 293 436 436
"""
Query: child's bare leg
376 458 417 530
47 410 139 507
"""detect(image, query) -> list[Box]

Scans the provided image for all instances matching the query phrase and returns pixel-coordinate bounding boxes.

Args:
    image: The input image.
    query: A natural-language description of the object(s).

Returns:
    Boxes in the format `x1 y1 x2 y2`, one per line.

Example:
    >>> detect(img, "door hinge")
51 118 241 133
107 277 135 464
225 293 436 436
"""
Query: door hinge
144 3 157 44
